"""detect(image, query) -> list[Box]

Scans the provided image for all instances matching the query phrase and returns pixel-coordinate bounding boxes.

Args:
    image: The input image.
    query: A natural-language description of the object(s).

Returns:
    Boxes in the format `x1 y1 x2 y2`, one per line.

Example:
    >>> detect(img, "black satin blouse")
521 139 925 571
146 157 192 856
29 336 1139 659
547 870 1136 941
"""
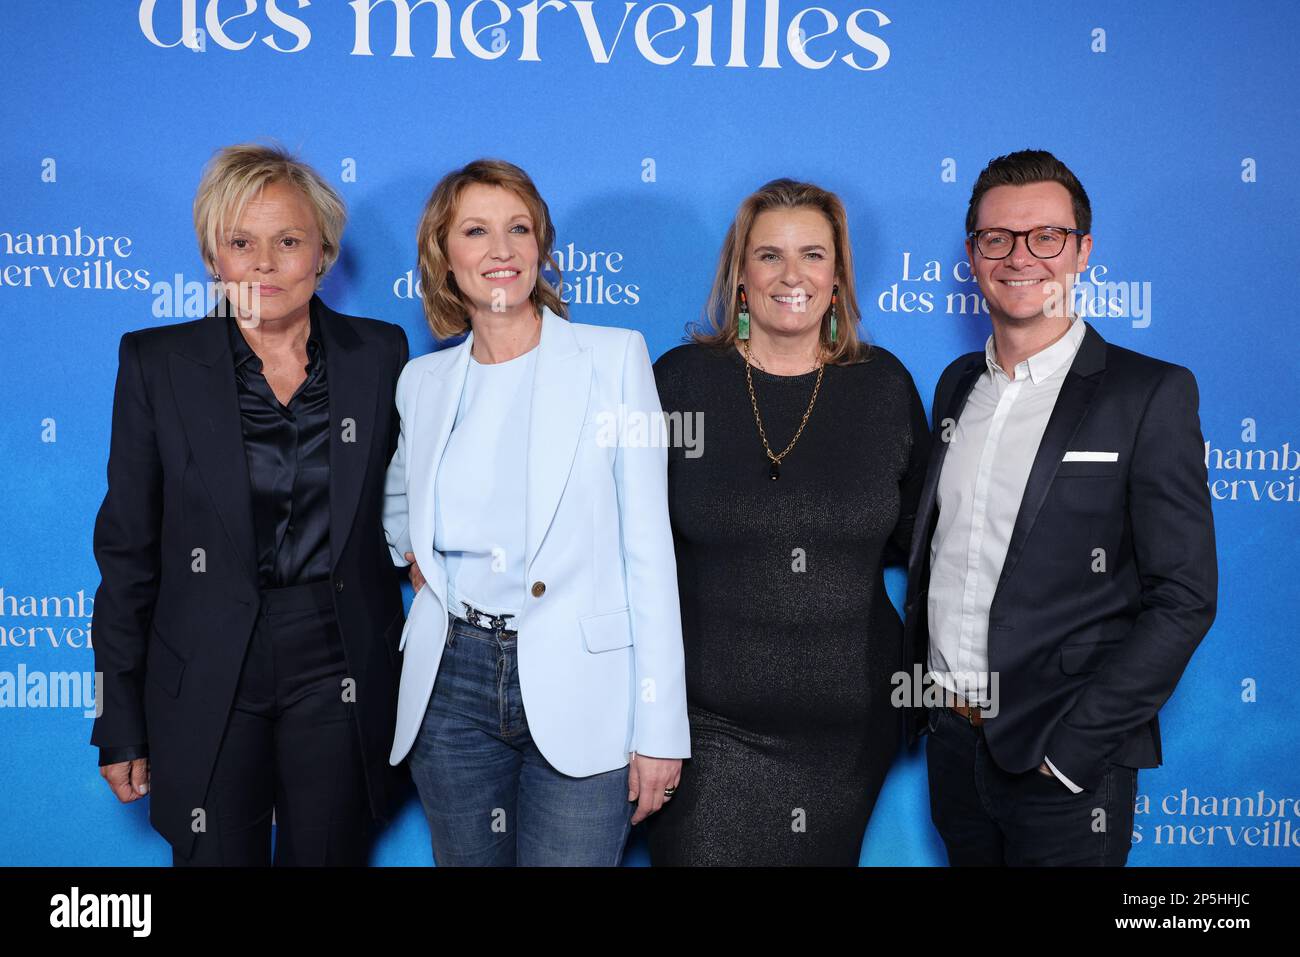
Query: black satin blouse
228 307 332 588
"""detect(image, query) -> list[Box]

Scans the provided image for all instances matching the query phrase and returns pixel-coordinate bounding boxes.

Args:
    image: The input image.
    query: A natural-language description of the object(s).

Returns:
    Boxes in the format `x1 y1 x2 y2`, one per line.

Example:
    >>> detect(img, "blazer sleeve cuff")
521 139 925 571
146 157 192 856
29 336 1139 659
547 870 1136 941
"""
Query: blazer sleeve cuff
630 715 691 760
98 744 149 767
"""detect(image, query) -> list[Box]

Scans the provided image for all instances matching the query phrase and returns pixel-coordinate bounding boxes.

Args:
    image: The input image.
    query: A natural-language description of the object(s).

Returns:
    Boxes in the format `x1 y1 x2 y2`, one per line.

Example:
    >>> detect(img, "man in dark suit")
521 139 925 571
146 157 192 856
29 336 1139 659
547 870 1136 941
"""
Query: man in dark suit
904 150 1217 866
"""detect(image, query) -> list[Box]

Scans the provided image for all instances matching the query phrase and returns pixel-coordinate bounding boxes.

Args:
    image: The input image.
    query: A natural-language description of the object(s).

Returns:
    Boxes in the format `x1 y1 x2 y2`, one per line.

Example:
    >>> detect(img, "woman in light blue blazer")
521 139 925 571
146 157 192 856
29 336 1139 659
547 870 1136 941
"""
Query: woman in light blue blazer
384 159 690 866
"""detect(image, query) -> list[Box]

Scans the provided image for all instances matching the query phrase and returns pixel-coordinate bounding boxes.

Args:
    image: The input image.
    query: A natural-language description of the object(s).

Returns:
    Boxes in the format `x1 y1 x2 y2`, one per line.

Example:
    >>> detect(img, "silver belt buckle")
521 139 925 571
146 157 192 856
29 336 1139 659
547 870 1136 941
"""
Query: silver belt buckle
461 602 515 633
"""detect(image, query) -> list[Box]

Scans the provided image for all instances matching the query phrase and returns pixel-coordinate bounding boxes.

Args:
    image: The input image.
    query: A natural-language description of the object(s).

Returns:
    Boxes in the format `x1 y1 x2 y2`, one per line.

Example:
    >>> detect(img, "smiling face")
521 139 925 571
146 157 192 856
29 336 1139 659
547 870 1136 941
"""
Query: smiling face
210 179 323 327
741 207 837 343
445 183 540 321
967 180 1092 327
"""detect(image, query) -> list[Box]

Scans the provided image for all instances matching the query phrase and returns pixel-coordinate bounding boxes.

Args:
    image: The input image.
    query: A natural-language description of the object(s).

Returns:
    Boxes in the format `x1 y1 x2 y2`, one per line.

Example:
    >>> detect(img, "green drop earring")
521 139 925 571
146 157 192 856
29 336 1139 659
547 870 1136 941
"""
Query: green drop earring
829 284 839 344
737 283 751 340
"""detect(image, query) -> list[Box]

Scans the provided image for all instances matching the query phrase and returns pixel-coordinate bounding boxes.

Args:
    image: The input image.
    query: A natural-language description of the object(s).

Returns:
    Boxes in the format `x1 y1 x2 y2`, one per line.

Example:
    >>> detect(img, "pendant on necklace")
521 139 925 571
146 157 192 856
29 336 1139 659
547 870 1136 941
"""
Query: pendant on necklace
769 460 781 481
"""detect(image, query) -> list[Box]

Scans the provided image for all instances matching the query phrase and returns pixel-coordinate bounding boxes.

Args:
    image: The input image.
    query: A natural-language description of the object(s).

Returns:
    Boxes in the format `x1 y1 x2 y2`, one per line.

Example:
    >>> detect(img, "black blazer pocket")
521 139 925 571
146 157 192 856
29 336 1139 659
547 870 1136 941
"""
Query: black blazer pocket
1060 639 1122 675
1055 460 1120 478
383 609 404 664
146 629 186 698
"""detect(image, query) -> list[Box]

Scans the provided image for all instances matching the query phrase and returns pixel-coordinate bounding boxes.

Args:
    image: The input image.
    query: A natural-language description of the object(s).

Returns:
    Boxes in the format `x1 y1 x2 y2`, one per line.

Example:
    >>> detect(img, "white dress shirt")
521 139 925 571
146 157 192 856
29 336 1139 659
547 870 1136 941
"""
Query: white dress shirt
927 319 1086 792
435 346 538 618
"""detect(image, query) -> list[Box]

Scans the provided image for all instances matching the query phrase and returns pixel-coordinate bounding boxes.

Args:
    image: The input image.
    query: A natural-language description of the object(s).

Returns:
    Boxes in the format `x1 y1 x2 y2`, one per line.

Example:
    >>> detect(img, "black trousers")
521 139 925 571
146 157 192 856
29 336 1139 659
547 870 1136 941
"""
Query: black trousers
174 580 370 866
925 705 1137 866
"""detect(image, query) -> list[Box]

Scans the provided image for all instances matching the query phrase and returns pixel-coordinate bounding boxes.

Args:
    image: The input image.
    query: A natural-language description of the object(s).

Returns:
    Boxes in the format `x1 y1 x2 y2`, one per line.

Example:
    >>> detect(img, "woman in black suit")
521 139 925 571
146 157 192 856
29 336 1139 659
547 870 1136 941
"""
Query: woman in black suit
91 144 409 865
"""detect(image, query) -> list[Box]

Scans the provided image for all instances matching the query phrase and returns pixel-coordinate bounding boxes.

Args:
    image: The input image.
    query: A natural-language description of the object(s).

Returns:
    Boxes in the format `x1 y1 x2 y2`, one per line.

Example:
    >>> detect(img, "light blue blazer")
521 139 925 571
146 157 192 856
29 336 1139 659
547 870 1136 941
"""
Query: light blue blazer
384 308 691 776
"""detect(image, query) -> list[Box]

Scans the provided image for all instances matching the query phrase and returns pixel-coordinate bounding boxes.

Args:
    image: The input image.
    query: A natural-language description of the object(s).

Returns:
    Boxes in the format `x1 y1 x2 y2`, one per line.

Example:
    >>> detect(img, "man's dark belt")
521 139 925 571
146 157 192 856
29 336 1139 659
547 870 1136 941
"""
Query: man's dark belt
949 693 986 727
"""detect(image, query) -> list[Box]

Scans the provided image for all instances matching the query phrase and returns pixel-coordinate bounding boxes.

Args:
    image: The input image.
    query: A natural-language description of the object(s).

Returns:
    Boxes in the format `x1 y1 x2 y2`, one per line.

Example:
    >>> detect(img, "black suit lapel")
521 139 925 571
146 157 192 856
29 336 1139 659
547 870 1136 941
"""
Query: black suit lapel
993 322 1108 595
317 298 379 573
908 357 983 576
169 311 258 589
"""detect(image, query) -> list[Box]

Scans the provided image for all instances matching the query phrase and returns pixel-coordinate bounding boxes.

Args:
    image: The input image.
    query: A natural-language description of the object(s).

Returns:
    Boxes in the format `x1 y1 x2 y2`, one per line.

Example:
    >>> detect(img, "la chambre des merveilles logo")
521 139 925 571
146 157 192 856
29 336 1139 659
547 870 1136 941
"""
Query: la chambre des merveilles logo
136 0 894 71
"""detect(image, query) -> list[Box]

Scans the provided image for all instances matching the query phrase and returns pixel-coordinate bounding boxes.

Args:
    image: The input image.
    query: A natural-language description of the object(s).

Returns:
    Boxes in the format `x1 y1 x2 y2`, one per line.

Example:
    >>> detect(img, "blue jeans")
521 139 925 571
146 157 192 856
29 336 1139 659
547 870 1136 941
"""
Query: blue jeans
407 614 634 866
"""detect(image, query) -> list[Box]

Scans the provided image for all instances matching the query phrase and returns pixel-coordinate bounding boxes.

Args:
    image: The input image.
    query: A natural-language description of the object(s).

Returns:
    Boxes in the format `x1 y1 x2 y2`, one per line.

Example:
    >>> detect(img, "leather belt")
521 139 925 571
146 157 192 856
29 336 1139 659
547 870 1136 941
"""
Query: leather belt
457 601 517 636
950 695 987 727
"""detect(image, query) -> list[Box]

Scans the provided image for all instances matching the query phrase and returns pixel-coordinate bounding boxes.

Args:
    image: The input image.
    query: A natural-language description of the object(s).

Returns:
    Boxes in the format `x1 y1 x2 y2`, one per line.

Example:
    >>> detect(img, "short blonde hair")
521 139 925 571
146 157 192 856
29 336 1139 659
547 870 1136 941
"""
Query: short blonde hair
416 158 567 340
193 143 346 281
692 178 869 365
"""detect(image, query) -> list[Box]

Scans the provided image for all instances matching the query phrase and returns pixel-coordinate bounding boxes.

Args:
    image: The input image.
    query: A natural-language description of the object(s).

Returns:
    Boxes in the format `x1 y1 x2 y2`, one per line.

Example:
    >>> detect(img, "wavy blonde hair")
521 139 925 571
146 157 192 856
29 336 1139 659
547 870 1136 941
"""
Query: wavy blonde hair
692 178 868 364
193 142 345 281
416 159 567 340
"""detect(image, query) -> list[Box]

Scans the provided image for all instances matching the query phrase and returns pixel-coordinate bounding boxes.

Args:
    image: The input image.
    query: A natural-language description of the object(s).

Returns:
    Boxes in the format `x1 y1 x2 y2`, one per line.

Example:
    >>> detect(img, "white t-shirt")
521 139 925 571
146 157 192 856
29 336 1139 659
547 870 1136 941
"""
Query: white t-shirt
434 345 538 618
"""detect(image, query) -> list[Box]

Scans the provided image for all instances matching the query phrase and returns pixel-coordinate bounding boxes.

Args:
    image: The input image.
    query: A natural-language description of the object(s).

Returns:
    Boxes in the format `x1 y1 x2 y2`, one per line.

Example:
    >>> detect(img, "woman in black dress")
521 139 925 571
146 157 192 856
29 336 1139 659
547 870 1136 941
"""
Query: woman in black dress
645 179 929 865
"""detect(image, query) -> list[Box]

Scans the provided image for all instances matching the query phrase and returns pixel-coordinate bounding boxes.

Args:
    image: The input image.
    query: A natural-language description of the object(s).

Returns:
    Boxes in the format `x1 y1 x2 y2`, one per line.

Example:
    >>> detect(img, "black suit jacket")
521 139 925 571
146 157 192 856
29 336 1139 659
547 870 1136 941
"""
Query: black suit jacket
903 322 1217 791
90 296 409 855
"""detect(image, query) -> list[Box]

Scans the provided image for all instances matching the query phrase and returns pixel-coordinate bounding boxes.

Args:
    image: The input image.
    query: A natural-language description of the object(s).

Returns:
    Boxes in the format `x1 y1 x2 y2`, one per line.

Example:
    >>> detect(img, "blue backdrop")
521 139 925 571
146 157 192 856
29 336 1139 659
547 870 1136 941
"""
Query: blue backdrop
2 0 1297 865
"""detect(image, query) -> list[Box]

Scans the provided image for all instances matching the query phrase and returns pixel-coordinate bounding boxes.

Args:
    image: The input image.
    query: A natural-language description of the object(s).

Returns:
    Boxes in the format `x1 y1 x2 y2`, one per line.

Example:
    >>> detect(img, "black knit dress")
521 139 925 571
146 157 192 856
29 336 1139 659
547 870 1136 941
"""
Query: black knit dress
645 342 929 865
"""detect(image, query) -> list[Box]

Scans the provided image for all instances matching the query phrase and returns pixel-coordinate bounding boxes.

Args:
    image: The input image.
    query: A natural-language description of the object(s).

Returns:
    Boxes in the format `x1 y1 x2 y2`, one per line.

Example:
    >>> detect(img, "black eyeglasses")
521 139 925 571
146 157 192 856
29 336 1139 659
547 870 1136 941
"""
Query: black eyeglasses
967 226 1086 260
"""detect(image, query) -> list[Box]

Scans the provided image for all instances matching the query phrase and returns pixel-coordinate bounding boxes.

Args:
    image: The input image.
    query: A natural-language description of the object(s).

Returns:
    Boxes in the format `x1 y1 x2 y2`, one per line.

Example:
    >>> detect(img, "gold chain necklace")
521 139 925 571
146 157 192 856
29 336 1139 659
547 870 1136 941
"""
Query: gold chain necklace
742 340 825 481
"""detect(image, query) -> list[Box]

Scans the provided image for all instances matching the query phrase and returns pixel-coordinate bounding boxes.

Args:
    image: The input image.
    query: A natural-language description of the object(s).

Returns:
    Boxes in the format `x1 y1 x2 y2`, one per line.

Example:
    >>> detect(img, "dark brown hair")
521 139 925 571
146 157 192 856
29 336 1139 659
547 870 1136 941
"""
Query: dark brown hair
965 150 1092 237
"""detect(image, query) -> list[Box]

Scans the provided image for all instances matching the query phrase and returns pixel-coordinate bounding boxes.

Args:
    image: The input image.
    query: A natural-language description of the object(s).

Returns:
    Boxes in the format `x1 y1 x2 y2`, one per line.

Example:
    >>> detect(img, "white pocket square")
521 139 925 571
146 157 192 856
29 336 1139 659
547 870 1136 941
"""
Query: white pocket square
1062 451 1118 462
